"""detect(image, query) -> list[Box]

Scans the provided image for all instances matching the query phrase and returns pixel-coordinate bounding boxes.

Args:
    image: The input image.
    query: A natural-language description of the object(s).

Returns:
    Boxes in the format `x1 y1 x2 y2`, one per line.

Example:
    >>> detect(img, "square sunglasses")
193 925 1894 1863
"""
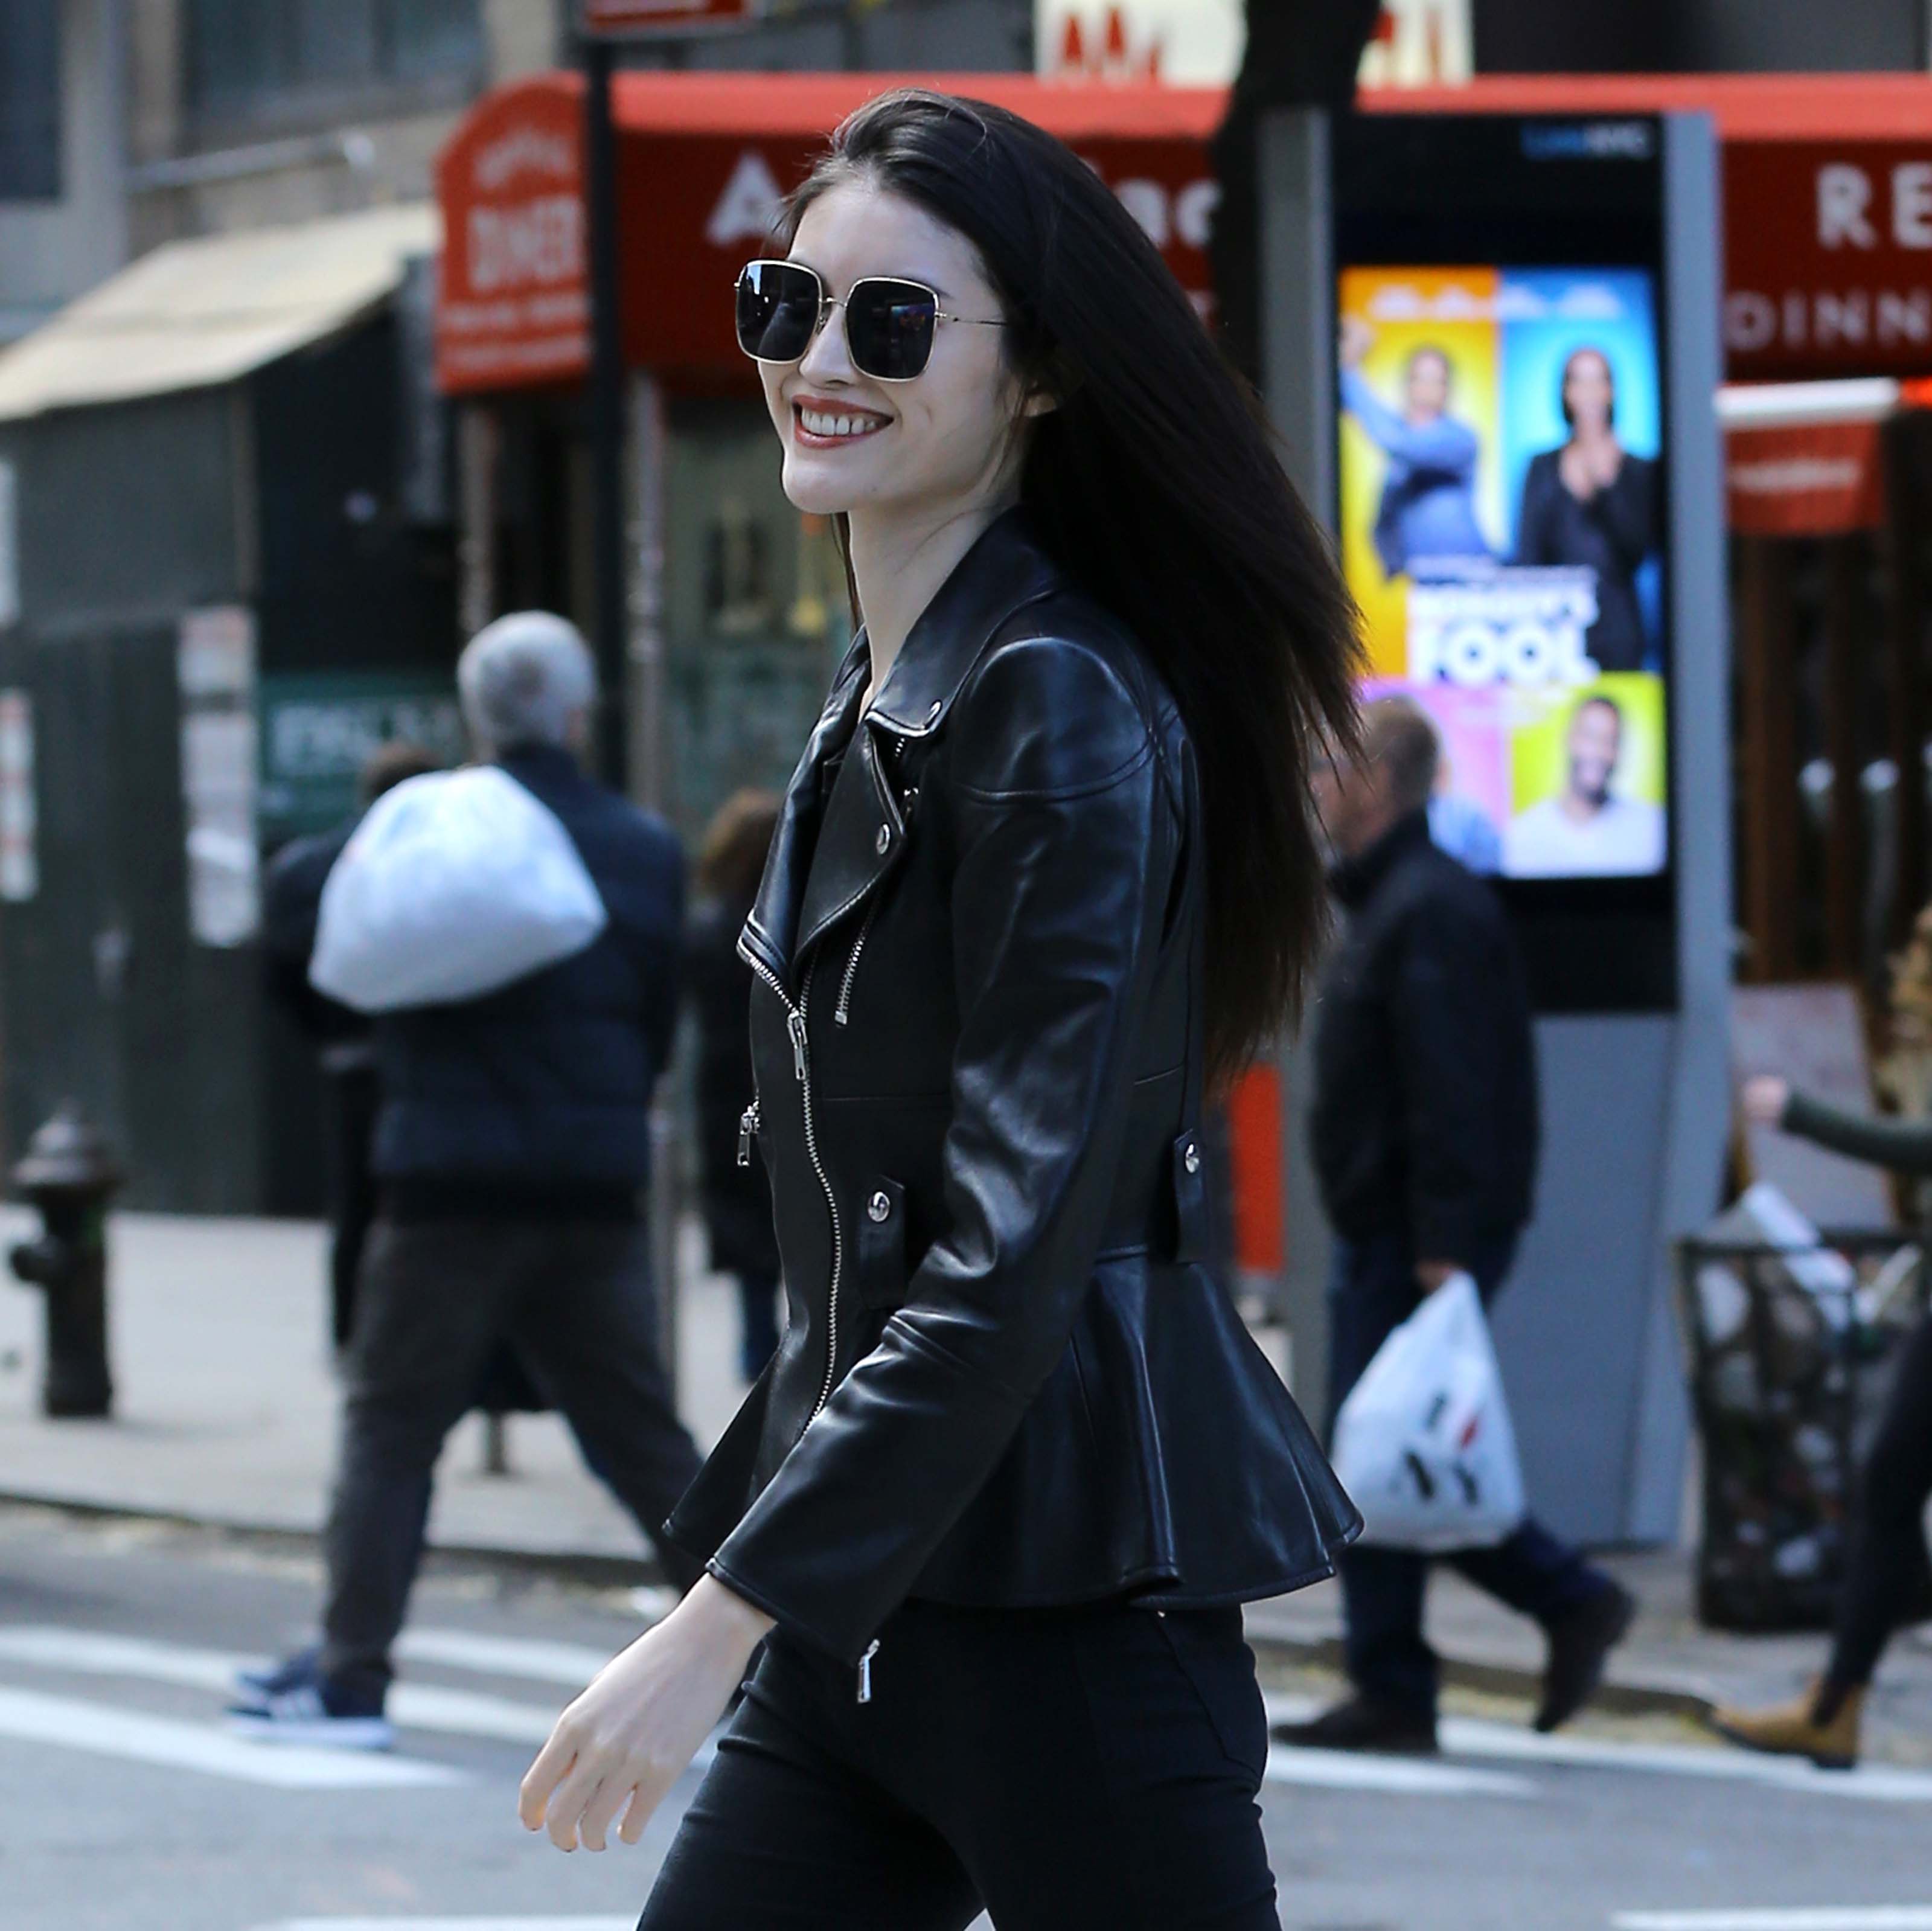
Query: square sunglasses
734 259 1005 384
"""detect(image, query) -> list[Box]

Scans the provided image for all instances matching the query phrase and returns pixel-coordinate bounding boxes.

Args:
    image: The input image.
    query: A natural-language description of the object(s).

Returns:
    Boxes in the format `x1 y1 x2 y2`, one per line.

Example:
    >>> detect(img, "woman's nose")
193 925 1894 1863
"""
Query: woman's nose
797 299 856 385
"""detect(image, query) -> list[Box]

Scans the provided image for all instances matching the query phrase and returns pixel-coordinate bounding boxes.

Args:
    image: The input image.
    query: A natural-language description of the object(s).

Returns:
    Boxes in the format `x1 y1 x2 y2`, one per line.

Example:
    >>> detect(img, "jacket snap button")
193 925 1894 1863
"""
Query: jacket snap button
1183 1142 1201 1174
868 1190 892 1223
875 824 891 855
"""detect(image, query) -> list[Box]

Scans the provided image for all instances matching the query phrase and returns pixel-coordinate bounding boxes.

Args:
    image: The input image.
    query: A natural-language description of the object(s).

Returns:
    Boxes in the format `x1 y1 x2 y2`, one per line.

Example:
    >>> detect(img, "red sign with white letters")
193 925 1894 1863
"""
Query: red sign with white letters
434 72 1224 395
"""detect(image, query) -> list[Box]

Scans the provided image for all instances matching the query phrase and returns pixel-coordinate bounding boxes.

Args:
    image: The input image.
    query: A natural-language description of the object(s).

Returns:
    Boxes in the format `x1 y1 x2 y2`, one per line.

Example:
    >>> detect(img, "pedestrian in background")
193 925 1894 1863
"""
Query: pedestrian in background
686 789 785 1384
1278 696 1635 1755
231 612 704 1749
261 740 443 1352
1710 1075 1932 1768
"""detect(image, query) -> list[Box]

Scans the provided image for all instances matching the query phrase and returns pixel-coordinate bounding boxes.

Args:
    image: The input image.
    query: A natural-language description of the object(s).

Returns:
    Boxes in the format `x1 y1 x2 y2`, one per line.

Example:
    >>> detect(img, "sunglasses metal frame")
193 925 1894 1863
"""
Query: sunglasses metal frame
735 260 1005 383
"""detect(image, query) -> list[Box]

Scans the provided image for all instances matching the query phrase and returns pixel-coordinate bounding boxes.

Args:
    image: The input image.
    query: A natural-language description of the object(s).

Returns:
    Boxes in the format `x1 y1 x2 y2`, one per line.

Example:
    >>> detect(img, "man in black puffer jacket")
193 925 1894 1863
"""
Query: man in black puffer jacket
231 613 703 1750
1279 697 1633 1756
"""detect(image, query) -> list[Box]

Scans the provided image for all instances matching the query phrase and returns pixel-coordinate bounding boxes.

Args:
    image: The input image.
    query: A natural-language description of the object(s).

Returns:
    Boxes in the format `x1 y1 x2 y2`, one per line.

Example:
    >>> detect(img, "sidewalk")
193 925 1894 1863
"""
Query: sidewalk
2 1209 1930 1759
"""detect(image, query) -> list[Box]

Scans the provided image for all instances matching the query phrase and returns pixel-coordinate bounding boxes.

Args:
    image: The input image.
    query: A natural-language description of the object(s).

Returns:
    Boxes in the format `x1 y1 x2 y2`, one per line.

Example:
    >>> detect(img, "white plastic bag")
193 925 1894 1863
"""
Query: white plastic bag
310 767 607 1013
1329 1273 1526 1552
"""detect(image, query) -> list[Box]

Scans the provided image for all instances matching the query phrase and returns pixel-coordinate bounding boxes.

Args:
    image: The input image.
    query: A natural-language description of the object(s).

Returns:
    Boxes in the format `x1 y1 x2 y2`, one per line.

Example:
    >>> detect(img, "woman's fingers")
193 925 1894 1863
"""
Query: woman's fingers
545 1750 612 1852
617 1784 654 1846
518 1718 580 1831
577 1768 635 1854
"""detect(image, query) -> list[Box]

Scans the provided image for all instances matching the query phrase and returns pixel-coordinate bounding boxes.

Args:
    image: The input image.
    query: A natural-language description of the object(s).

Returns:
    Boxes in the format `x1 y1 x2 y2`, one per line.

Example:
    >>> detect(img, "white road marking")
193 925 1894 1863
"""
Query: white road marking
259 1921 637 1930
1614 1912 1932 1930
1264 1746 1535 1797
0 1627 560 1743
1262 1695 1932 1805
396 1629 613 1686
0 1685 461 1788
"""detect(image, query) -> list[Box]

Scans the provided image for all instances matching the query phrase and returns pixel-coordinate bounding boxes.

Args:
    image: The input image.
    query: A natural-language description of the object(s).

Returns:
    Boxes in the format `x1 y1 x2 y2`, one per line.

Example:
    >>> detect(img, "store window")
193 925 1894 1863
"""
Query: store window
0 9 61 202
188 0 483 125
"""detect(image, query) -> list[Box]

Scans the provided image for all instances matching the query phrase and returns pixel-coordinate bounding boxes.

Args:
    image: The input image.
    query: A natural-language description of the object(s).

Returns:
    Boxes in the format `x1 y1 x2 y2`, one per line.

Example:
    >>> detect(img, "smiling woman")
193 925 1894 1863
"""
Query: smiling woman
519 88 1363 1931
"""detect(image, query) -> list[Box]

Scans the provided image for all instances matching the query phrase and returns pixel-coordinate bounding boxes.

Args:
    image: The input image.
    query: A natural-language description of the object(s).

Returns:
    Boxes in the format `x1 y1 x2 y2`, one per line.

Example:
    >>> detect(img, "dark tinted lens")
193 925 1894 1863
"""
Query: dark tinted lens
846 280 939 380
736 261 820 363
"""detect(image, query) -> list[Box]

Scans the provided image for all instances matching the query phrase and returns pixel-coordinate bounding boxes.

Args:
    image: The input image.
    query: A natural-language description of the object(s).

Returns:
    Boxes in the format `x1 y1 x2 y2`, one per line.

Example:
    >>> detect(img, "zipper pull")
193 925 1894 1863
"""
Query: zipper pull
737 1100 759 1168
787 1010 809 1081
856 1638 880 1705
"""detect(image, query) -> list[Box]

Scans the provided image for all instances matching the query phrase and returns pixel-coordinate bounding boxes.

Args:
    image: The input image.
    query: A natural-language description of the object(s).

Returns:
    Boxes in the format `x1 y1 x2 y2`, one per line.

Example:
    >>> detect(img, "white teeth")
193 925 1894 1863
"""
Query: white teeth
799 408 882 439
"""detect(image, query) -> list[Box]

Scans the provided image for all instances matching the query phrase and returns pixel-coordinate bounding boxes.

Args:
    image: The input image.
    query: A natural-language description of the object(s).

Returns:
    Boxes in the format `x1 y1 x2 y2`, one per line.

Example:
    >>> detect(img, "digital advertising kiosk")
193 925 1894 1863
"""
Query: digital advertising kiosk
1262 109 1731 1543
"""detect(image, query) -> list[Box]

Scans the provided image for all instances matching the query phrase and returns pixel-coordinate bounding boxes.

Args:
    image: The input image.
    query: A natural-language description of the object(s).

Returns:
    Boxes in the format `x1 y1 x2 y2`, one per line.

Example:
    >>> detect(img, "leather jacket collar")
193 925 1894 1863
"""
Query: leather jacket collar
741 507 1061 988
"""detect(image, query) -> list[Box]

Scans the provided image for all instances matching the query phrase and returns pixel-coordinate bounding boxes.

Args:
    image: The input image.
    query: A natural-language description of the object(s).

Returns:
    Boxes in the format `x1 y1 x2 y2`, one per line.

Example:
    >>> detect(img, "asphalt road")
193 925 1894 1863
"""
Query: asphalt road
2 1503 1928 1931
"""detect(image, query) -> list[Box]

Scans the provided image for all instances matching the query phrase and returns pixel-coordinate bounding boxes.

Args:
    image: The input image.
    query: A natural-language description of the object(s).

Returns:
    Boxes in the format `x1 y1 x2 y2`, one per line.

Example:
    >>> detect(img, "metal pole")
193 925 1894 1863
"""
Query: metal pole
582 29 629 789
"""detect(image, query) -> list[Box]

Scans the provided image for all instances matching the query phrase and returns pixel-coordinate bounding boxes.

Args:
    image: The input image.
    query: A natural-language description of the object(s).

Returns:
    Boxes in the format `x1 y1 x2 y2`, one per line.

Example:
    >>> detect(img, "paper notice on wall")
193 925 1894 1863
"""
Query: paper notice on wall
1035 0 1243 83
178 607 259 947
0 460 18 629
0 690 36 900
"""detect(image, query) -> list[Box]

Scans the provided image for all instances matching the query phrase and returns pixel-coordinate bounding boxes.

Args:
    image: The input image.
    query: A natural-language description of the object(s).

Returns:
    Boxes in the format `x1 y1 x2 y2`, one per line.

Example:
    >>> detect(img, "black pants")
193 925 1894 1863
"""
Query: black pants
639 1600 1278 1931
1328 1229 1611 1717
320 1217 705 1703
321 1063 380 1353
1828 1306 1932 1691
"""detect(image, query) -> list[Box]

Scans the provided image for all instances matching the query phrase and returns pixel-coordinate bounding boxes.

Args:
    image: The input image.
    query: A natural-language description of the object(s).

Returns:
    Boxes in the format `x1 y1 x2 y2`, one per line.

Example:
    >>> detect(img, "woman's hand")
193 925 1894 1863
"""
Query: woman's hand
1742 1075 1792 1129
518 1574 775 1853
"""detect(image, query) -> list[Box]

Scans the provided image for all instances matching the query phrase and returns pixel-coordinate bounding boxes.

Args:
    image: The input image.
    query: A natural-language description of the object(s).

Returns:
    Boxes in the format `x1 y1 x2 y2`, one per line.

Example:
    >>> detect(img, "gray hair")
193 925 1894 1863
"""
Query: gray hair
457 611 597 755
1360 695 1441 816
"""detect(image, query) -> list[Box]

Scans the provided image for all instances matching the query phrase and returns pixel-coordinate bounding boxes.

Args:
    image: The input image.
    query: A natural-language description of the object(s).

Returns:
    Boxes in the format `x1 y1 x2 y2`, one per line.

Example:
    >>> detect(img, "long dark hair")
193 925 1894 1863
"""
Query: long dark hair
787 89 1361 1088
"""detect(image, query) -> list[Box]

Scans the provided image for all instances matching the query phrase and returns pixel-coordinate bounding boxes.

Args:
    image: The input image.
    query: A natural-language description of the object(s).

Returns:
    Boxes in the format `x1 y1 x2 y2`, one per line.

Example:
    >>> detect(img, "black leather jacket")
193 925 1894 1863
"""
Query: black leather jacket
665 512 1360 1665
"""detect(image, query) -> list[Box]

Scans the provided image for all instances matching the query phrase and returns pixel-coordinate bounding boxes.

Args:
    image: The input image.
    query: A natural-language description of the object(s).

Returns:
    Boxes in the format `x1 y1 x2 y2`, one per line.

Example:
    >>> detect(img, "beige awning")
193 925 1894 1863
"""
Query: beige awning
0 201 440 422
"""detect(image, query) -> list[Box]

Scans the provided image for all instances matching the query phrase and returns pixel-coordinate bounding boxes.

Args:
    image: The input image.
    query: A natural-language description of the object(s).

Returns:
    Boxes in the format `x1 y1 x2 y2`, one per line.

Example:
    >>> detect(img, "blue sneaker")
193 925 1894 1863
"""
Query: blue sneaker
226 1654 392 1751
234 1645 320 1698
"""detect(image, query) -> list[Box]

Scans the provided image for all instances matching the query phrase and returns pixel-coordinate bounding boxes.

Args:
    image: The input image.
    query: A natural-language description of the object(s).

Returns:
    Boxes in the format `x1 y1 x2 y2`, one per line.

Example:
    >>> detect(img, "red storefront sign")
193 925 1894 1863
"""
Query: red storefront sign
1725 417 1887 536
434 77 590 392
584 0 756 28
434 72 1224 395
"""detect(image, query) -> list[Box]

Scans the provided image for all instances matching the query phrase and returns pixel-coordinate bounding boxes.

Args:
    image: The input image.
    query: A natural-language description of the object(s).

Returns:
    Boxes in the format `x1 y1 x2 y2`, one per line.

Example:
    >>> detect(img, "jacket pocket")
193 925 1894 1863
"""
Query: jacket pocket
856 1172 907 1309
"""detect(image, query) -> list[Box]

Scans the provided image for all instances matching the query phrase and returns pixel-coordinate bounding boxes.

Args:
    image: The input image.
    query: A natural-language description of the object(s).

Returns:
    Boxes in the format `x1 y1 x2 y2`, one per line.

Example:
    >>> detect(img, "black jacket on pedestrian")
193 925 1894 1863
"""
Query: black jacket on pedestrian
686 895 782 1282
1310 811 1539 1263
664 510 1360 1665
371 745 685 1208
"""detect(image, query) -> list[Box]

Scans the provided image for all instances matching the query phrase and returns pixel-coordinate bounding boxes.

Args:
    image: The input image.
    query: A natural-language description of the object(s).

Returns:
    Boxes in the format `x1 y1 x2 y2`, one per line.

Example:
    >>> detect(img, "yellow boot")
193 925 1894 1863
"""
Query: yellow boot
1710 1680 1863 1770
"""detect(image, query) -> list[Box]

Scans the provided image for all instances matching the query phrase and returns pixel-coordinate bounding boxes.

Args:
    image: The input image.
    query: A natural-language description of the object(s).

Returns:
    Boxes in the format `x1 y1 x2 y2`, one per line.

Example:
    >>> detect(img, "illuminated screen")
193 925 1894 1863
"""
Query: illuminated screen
1337 264 1667 883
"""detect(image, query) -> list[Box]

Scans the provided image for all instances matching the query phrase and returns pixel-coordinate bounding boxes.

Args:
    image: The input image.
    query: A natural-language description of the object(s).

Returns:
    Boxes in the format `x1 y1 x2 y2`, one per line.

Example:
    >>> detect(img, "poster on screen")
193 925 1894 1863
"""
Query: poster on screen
1035 0 1244 83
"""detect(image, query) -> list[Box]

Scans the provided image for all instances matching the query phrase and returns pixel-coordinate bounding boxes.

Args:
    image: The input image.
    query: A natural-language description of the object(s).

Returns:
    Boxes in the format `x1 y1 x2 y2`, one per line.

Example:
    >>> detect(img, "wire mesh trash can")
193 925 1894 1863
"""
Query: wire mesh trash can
1676 1231 1929 1630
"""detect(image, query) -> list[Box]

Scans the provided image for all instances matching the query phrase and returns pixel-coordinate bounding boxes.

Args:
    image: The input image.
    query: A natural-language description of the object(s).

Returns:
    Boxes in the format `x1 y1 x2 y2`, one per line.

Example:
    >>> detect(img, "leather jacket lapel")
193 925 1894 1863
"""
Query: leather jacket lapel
741 633 869 988
793 721 909 962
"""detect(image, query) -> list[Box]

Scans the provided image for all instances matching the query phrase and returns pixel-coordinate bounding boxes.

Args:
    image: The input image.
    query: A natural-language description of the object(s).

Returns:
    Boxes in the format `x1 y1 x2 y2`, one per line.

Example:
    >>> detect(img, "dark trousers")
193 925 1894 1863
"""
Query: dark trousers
321 1063 380 1353
737 1270 782 1385
640 1599 1277 1931
1329 1229 1611 1718
320 1217 705 1703
1828 1306 1932 1691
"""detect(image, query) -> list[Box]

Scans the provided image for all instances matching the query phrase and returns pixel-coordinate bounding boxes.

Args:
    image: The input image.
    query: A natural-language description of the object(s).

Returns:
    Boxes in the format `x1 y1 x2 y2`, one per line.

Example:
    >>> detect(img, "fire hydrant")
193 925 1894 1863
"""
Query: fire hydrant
8 1106 123 1417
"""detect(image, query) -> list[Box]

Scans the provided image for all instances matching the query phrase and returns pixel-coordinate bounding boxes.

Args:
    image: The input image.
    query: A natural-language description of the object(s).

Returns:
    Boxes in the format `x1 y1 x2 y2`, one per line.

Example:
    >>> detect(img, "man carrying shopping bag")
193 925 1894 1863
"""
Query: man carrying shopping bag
1277 699 1634 1755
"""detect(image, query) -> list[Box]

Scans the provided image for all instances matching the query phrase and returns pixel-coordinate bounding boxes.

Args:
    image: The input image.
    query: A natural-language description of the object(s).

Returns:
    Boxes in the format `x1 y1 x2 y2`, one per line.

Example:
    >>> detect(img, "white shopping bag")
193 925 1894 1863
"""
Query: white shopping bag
1329 1273 1526 1552
310 766 607 1013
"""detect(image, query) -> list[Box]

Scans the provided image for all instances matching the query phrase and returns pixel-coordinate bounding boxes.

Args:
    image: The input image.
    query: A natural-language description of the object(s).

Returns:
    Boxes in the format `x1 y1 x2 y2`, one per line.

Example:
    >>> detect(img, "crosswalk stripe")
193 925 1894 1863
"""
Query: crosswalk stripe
1613 1912 1932 1929
1264 1746 1535 1797
259 1921 636 1930
1440 1715 1932 1805
396 1629 614 1686
0 1685 462 1788
0 1627 561 1744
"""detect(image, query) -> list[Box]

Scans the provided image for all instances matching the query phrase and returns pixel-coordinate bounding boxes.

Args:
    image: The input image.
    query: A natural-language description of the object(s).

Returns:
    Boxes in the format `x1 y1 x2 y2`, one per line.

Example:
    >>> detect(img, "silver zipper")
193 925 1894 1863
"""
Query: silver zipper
737 1097 760 1168
833 903 878 1026
737 933 844 1426
857 1637 880 1704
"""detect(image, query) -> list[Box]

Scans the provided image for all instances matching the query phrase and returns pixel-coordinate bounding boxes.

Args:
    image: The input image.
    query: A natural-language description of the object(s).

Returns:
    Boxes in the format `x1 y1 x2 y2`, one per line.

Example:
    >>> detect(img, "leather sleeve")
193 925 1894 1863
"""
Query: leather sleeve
708 635 1173 1662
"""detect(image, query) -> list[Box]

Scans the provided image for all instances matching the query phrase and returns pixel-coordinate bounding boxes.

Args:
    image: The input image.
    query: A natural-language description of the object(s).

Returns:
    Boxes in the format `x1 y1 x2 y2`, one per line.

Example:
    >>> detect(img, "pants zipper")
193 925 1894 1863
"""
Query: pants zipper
737 1097 760 1167
737 933 844 1427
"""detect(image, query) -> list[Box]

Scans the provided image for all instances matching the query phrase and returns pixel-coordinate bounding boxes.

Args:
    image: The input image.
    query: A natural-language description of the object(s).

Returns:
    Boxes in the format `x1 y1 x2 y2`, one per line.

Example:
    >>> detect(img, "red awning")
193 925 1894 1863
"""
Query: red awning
434 71 1224 394
434 68 1932 397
